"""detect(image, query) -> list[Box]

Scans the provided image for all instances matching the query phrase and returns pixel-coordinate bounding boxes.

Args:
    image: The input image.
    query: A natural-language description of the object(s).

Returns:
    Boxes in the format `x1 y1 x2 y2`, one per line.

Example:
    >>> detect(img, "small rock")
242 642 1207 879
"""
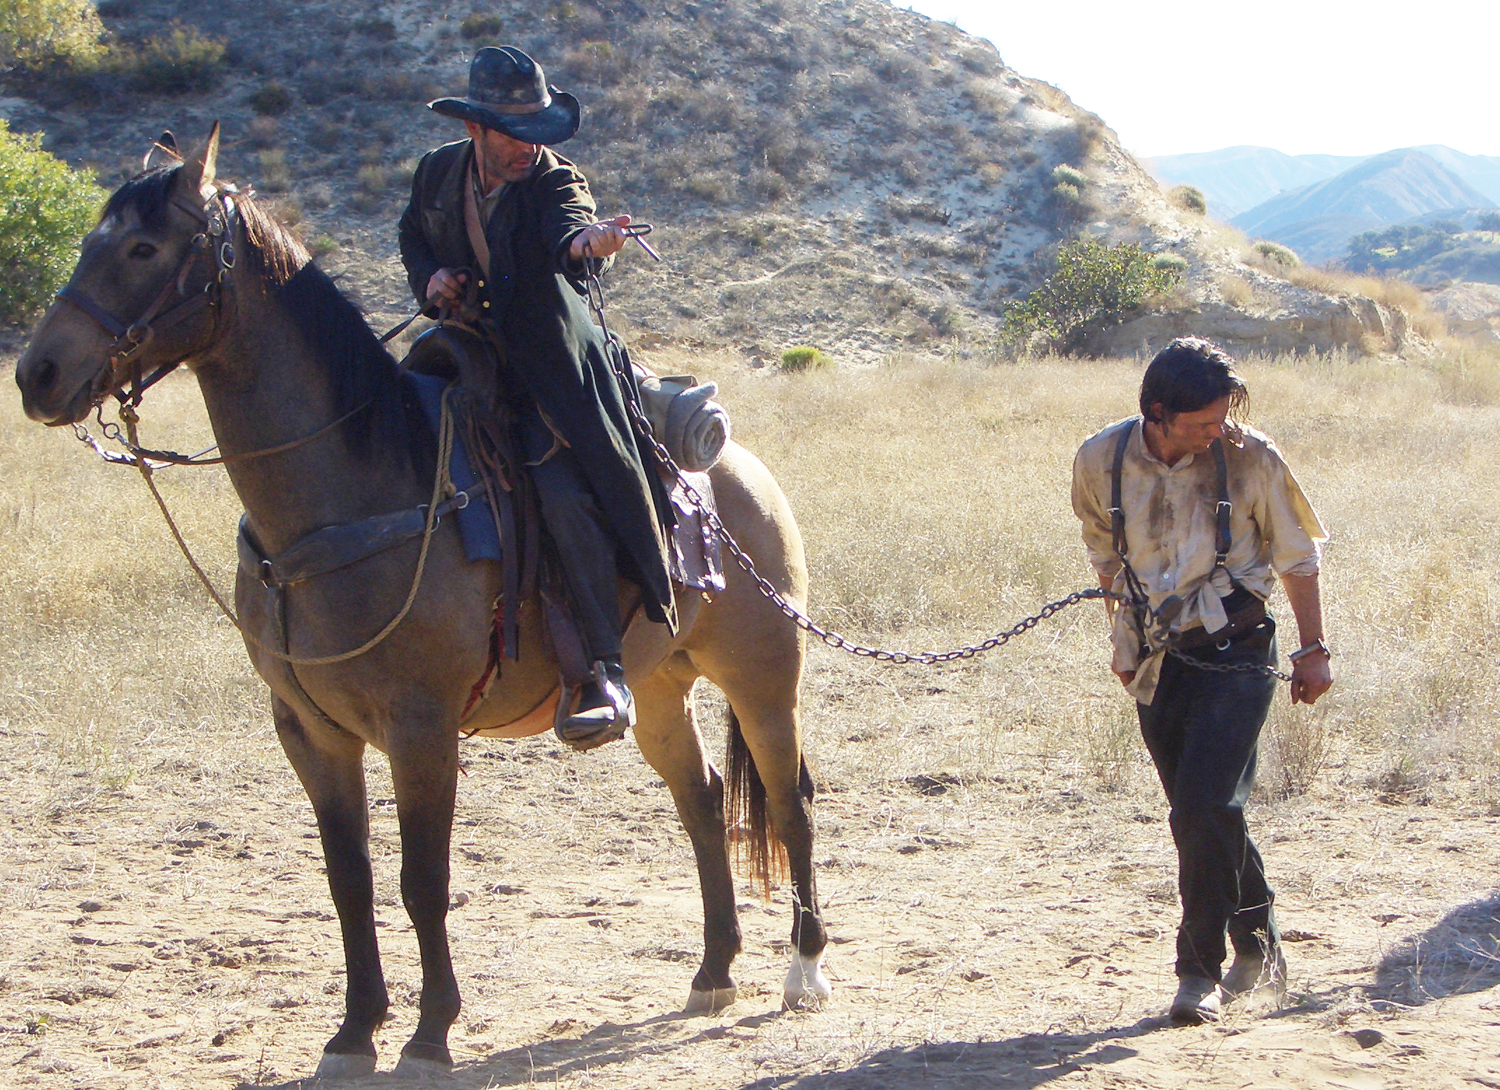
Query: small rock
78 900 104 913
449 890 470 909
1349 1028 1384 1049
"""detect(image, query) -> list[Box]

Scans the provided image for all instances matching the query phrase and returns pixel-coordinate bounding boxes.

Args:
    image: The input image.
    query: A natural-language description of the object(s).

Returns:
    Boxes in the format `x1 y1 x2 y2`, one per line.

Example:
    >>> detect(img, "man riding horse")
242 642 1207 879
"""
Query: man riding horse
398 46 675 750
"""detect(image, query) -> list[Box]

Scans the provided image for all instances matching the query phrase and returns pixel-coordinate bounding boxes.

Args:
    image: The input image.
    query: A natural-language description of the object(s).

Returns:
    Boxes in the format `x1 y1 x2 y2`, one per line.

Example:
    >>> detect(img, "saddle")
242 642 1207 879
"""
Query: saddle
400 323 726 727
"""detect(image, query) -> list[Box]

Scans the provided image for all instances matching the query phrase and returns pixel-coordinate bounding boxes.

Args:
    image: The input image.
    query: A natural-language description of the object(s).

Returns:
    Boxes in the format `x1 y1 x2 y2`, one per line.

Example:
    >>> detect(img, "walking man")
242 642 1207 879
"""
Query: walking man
1071 337 1333 1024
398 46 676 749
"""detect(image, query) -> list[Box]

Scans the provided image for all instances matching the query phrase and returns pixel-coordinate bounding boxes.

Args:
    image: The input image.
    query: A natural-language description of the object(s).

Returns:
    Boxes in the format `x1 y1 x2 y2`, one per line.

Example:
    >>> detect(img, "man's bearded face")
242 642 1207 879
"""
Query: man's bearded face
465 121 541 185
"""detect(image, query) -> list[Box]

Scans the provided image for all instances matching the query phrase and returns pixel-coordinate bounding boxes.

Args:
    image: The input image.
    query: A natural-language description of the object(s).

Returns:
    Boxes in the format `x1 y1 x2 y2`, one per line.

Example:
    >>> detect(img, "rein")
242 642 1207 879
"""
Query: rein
68 187 463 668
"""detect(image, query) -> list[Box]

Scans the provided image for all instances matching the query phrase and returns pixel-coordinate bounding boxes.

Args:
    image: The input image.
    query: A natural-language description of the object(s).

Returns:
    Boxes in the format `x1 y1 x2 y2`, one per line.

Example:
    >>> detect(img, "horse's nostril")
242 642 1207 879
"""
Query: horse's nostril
31 358 60 395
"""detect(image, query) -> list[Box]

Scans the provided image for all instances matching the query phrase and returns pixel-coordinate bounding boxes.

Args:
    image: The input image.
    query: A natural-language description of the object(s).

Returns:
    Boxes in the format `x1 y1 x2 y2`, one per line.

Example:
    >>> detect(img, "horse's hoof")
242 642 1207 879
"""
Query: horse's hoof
683 985 738 1014
315 1051 378 1080
783 951 832 1010
393 1052 454 1080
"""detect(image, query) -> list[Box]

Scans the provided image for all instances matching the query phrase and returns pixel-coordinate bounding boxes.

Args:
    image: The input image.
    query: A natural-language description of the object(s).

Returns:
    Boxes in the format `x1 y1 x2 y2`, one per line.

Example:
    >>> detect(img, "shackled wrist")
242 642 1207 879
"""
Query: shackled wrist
1288 637 1330 663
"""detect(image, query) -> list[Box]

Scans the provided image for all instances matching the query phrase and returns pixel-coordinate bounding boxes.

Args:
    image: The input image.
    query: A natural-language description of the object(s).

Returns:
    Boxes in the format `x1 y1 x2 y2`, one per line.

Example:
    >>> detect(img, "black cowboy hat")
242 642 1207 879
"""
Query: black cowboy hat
428 46 580 145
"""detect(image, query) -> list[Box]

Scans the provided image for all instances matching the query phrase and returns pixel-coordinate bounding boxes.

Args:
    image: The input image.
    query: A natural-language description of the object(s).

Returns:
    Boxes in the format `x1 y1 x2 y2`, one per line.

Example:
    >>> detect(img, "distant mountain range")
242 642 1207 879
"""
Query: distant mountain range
1148 145 1500 266
1146 145 1500 219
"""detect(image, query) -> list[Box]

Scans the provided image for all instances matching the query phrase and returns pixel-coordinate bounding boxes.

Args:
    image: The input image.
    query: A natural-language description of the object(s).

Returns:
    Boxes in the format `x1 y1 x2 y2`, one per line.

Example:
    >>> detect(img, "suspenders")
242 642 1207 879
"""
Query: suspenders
1109 416 1232 573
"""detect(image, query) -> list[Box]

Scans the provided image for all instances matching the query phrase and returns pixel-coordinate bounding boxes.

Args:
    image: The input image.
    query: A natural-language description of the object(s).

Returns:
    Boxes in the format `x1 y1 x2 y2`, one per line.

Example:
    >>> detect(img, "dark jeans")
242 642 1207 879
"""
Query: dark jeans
523 410 624 663
1136 616 1281 981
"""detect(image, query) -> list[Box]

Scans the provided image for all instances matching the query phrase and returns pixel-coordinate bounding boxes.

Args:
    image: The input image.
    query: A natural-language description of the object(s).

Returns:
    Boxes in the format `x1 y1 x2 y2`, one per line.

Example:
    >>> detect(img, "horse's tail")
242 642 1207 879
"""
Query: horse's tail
725 706 793 896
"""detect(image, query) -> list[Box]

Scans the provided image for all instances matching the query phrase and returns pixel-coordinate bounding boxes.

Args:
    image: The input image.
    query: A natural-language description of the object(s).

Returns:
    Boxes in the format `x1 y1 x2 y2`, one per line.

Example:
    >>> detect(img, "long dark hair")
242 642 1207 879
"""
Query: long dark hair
1139 337 1248 425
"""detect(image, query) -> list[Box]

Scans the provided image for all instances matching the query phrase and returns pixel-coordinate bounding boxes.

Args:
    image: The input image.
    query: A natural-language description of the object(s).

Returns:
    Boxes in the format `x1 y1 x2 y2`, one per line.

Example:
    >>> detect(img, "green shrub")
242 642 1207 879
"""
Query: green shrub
0 0 104 69
1052 181 1081 204
1254 240 1300 268
0 120 103 325
248 81 292 116
1051 163 1087 190
1169 184 1207 215
1479 212 1500 233
460 12 503 40
106 21 227 93
1002 238 1184 355
1151 252 1189 276
779 345 832 371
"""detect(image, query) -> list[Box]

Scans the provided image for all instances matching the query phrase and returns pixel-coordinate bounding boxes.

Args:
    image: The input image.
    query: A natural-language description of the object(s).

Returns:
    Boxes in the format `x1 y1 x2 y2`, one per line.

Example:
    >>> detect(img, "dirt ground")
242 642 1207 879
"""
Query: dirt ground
0 353 1497 1089
0 646 1496 1090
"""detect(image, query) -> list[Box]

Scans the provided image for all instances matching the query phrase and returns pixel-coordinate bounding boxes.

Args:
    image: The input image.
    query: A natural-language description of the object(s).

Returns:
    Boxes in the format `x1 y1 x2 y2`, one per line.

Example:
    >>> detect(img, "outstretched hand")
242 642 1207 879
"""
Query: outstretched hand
569 215 633 263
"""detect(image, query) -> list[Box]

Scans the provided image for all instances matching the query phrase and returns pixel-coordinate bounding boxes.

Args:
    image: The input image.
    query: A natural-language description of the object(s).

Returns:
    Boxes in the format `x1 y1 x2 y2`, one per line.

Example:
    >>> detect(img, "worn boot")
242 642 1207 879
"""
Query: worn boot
1222 939 1287 1002
1169 975 1222 1025
556 660 635 751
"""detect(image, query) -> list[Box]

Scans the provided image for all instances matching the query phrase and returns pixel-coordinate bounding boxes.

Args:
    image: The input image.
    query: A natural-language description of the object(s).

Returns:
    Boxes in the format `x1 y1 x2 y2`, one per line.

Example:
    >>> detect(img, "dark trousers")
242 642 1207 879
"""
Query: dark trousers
523 411 624 663
1136 617 1280 981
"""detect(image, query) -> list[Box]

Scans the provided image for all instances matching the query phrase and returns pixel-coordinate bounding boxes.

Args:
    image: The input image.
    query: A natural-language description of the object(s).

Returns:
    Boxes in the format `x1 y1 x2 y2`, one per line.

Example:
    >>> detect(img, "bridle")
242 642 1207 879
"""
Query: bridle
56 186 238 416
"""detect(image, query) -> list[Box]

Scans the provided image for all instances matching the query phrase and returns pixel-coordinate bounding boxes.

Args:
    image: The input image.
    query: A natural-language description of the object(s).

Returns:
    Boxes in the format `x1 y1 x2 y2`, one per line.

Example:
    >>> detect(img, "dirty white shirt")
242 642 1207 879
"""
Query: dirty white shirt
1071 416 1326 703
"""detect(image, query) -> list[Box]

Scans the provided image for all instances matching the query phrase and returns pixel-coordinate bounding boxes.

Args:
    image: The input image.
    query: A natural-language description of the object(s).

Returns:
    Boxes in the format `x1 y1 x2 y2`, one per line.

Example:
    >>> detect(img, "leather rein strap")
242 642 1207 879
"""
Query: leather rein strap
56 190 236 412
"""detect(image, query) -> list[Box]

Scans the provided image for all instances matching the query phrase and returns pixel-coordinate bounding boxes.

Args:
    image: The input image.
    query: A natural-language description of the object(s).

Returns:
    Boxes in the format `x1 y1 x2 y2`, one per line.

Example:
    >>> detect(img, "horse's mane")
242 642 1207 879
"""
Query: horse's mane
103 165 424 466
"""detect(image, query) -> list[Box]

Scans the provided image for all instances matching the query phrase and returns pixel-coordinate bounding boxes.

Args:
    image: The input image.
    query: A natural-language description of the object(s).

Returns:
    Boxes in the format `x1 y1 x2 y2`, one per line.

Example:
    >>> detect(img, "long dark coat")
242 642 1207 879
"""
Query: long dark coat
398 139 676 630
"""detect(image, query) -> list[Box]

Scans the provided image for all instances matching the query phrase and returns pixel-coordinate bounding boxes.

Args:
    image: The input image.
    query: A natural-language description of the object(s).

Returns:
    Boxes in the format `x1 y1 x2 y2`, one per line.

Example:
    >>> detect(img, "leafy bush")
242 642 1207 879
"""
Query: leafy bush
105 21 227 93
248 81 292 116
779 345 832 371
1002 238 1184 355
460 12 504 40
1051 163 1087 190
1253 240 1300 268
0 120 102 325
0 0 104 69
1151 252 1189 277
1169 184 1207 215
1479 212 1500 233
1052 181 1081 204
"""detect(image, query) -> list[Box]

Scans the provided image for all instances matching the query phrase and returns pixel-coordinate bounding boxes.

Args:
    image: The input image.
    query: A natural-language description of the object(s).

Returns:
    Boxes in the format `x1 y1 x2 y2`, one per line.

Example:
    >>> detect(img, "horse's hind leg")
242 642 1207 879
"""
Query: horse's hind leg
718 679 831 1010
632 656 742 1014
272 697 388 1079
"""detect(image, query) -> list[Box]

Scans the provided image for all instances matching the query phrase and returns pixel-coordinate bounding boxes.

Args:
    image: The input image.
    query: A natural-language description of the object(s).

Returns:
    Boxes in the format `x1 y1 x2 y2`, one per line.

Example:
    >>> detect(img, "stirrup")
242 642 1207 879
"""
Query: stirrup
555 661 635 752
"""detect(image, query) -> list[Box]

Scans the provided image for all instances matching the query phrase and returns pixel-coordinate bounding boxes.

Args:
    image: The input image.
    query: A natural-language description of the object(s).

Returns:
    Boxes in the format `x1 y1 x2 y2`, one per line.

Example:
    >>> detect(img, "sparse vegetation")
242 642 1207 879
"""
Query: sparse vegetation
460 12 504 40
1253 240 1300 268
0 119 102 325
1169 184 1207 215
779 345 832 371
102 21 228 94
1002 238 1183 355
248 81 292 116
0 0 103 69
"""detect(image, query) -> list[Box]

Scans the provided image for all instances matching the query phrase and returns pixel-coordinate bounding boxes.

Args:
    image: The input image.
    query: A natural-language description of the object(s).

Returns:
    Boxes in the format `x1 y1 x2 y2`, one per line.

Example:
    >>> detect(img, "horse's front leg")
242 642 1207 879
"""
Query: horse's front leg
272 697 389 1079
387 706 462 1077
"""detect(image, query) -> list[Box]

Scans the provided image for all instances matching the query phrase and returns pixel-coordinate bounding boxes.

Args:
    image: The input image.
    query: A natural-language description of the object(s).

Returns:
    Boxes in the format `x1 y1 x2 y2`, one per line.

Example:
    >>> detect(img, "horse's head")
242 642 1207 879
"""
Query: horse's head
17 124 228 425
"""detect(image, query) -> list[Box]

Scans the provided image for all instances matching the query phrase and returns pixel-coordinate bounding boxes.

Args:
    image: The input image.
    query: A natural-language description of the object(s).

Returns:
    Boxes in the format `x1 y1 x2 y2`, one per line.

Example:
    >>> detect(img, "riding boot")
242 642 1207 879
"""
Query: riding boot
556 659 635 751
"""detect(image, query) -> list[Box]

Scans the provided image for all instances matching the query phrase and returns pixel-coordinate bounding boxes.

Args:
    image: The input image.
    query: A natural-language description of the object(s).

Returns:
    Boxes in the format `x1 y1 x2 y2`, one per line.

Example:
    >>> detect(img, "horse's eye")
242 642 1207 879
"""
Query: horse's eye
129 242 157 259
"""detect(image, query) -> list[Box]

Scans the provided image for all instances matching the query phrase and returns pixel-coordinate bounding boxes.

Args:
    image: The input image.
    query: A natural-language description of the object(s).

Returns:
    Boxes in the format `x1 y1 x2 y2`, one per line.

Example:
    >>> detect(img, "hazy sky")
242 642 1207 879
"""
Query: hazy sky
903 0 1500 159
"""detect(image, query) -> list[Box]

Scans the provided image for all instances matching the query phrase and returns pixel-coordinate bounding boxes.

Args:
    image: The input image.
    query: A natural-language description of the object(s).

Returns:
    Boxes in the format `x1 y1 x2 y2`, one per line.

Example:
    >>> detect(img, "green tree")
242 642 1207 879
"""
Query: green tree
0 120 103 325
0 0 104 69
1002 239 1183 355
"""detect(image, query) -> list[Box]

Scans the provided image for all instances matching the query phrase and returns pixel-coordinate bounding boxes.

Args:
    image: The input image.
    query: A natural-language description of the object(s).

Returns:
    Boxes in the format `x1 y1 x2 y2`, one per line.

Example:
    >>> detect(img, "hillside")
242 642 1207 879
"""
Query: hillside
1231 149 1495 264
0 0 1433 360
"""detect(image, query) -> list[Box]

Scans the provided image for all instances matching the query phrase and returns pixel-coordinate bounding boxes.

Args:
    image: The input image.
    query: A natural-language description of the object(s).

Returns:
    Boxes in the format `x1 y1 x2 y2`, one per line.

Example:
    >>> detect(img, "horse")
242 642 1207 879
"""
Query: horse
15 127 830 1080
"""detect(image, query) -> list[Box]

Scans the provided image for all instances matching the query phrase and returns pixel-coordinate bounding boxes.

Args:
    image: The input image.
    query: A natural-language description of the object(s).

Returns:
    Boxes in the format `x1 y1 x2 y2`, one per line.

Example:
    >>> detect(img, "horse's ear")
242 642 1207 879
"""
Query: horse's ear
142 129 181 172
181 121 221 198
